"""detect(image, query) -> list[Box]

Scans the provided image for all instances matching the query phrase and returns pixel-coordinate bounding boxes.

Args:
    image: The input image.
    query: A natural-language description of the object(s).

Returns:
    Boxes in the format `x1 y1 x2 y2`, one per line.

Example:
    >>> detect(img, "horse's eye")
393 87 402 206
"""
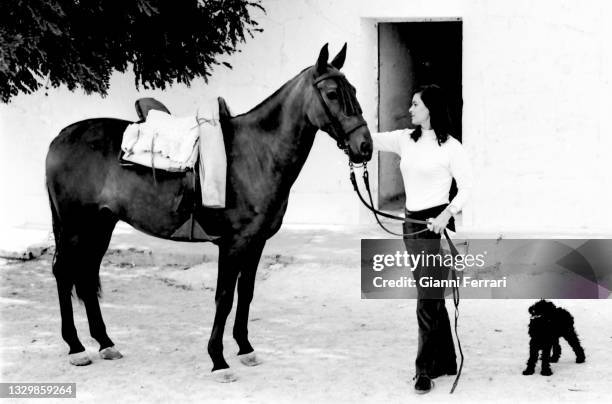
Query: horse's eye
327 91 338 100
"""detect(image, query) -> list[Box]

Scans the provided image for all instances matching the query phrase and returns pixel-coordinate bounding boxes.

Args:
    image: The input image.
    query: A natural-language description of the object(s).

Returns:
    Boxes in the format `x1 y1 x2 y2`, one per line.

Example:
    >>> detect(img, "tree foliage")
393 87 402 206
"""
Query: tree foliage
0 0 264 102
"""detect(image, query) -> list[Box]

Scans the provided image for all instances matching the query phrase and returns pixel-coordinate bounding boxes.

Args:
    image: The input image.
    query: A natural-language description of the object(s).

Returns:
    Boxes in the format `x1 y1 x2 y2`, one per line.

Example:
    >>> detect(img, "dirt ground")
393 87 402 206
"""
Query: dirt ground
1 240 611 404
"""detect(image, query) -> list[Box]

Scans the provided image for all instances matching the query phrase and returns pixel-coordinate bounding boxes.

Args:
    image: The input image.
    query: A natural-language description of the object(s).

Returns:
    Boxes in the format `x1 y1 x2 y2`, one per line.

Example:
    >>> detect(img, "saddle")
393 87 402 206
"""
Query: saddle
119 98 175 169
121 97 233 242
135 96 233 127
135 97 171 121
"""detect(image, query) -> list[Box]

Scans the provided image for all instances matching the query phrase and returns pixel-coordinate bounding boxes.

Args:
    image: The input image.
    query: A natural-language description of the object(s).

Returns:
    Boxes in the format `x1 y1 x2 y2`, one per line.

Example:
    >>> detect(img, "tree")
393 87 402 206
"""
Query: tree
0 0 264 103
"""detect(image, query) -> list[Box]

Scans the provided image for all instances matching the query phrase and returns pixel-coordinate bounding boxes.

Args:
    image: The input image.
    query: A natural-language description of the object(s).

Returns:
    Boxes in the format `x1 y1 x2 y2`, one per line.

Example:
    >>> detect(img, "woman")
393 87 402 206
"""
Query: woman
371 84 473 394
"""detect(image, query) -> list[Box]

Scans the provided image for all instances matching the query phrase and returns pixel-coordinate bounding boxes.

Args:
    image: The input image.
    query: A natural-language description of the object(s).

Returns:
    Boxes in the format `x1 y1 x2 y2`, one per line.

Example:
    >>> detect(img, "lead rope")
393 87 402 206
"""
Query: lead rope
444 229 464 394
362 167 429 237
348 162 429 237
351 161 463 393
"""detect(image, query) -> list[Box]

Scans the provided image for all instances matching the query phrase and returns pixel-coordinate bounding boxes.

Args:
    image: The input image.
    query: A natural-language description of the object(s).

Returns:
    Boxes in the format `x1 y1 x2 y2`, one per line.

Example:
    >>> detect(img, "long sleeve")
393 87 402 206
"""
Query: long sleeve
448 141 473 212
371 129 410 155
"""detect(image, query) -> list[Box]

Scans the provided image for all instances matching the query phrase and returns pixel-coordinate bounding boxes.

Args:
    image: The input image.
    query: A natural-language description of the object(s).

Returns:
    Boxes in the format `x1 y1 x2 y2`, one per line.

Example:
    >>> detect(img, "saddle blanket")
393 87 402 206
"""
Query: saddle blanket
121 110 199 171
121 107 226 208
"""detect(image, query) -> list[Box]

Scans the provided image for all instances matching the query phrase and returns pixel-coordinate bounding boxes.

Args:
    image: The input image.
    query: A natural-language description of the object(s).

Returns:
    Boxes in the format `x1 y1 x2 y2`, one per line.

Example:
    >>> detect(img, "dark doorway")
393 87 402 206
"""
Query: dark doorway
378 20 463 211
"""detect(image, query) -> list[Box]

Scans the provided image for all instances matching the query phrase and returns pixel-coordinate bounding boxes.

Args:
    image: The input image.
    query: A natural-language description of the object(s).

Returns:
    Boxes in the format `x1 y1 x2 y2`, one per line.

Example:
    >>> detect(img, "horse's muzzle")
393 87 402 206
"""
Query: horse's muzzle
347 127 373 163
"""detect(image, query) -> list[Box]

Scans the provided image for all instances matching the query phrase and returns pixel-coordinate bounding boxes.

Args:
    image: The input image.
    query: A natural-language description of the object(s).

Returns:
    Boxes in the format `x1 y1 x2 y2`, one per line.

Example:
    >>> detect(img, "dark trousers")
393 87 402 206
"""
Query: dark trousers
403 204 457 377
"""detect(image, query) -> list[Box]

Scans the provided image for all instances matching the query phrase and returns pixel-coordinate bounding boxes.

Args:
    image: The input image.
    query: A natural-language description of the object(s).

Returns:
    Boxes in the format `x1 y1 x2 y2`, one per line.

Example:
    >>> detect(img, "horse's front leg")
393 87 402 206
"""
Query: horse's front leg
233 240 265 367
207 238 264 382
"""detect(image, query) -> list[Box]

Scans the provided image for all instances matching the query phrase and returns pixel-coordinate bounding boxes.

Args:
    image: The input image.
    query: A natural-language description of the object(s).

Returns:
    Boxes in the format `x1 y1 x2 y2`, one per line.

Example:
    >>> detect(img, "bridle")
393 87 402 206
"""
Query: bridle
312 71 368 151
312 72 419 231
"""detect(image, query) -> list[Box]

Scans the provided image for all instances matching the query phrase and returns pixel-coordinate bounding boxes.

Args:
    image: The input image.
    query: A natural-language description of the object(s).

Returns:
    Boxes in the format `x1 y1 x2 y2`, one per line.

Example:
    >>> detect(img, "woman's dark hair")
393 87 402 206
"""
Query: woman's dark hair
410 84 452 145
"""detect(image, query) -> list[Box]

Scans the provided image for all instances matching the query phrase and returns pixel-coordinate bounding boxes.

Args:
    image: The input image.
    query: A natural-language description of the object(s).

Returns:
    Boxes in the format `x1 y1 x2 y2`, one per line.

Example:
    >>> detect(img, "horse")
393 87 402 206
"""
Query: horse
45 43 373 381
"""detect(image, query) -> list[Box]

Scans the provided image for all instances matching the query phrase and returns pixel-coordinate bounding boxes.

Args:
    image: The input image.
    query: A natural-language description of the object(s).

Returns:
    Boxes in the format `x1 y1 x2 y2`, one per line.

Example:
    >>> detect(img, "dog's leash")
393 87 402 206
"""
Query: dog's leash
349 161 464 394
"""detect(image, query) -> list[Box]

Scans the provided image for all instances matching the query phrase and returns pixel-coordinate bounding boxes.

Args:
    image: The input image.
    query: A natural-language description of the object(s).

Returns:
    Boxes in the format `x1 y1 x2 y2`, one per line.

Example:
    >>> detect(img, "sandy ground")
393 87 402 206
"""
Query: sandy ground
1 242 611 404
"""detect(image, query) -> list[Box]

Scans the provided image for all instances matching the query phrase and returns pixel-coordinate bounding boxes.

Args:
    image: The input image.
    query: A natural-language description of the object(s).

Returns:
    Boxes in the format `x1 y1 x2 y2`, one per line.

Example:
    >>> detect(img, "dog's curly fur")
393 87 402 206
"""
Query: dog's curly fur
523 300 585 376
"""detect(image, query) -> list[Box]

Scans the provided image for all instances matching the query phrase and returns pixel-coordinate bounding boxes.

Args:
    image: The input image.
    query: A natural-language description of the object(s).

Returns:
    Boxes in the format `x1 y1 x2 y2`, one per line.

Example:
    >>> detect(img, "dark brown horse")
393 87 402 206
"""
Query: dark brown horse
45 44 372 381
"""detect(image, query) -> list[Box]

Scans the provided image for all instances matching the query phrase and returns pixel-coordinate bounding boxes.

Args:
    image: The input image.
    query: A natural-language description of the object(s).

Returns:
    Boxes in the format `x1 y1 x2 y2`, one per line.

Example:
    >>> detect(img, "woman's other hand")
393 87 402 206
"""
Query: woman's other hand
427 210 452 234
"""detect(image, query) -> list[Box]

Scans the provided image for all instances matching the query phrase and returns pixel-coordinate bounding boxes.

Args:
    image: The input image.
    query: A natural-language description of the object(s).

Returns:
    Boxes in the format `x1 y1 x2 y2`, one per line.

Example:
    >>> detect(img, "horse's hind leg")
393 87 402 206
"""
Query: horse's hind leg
74 208 122 360
52 216 91 365
53 251 88 364
53 207 119 365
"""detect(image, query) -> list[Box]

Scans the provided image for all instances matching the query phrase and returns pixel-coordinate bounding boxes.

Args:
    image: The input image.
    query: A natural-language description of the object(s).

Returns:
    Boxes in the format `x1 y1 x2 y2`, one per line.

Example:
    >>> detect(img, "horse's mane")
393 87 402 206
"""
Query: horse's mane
234 64 361 120
234 66 312 119
335 73 361 117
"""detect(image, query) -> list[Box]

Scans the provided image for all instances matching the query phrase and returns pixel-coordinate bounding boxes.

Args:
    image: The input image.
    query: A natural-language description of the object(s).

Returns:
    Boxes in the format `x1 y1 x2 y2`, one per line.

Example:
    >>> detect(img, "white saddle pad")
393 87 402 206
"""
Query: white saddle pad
121 106 226 208
121 110 200 171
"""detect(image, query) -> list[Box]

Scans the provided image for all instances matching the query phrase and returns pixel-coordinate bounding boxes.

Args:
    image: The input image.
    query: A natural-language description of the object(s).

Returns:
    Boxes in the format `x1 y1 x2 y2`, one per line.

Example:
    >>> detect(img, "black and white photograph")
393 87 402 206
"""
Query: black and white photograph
1 0 611 402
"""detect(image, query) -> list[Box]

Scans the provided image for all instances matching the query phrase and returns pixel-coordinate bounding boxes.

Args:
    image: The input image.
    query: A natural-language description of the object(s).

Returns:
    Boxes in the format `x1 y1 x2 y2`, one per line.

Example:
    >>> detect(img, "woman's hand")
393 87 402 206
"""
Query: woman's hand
427 210 452 234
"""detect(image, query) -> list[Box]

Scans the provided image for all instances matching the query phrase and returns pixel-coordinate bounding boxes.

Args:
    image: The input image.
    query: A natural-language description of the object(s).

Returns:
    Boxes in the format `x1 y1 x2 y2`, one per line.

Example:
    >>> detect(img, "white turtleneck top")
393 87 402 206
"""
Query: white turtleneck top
372 128 473 212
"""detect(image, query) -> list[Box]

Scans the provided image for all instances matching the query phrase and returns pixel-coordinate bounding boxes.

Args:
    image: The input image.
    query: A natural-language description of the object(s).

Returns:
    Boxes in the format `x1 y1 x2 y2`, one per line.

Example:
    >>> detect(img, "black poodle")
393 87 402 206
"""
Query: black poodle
523 299 585 376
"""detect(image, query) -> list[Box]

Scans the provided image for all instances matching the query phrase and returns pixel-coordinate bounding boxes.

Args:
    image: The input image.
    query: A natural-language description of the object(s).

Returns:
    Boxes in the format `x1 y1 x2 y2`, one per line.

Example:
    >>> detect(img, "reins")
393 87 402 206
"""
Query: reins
349 161 464 394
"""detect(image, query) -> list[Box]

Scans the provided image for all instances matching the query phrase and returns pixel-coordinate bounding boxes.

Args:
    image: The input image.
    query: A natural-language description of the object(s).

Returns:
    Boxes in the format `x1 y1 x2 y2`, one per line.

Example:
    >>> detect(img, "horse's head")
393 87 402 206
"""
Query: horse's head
306 43 373 164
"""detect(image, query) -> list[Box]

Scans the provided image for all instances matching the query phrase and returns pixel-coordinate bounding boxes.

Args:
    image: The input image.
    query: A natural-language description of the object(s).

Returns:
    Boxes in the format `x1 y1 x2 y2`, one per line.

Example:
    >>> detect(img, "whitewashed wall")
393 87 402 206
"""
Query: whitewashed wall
1 0 612 236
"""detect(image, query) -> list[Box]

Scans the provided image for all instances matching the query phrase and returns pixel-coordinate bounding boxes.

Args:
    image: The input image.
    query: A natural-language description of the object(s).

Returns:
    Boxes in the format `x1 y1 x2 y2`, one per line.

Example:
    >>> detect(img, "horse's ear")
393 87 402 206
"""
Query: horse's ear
331 43 347 70
316 43 329 75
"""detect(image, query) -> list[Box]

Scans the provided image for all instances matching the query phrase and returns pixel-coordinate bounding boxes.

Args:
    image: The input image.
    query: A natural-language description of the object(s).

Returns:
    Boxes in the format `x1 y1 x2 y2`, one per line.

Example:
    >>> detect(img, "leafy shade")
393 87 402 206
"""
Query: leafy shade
0 0 264 102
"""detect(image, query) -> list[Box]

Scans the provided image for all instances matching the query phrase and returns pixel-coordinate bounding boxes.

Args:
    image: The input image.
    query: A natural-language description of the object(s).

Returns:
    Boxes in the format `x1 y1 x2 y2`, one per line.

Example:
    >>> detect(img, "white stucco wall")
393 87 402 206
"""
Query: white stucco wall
1 0 612 236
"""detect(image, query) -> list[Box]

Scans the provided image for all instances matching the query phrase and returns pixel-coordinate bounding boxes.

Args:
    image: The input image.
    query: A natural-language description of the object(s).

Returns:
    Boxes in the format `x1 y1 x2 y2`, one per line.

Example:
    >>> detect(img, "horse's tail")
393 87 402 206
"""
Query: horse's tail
46 182 63 276
46 125 108 299
46 151 79 296
47 176 92 299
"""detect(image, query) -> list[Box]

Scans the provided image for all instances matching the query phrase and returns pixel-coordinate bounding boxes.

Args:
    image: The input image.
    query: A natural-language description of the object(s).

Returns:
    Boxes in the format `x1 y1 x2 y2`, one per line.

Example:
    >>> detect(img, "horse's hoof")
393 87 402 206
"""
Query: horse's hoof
238 351 262 367
576 356 585 364
522 368 534 375
99 346 123 360
211 368 238 383
69 351 92 366
540 368 553 376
